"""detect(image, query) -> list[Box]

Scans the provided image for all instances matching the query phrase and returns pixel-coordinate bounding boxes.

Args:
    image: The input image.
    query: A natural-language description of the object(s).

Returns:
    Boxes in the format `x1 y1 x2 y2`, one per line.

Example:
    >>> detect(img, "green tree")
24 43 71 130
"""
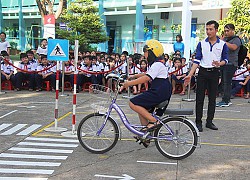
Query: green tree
56 0 108 50
219 0 250 49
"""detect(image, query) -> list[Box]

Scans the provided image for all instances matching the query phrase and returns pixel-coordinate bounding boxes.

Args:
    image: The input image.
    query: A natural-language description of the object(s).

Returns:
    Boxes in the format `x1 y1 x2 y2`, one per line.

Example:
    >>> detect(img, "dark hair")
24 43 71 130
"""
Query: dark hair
1 50 9 57
26 50 34 55
0 32 6 37
41 54 47 60
224 24 235 30
173 57 182 63
20 53 28 59
176 34 183 42
206 20 219 30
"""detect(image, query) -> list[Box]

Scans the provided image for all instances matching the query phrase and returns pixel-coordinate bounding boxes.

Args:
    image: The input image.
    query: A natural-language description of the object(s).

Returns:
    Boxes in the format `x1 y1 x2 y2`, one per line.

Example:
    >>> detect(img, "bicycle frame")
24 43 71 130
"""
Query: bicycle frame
96 99 174 140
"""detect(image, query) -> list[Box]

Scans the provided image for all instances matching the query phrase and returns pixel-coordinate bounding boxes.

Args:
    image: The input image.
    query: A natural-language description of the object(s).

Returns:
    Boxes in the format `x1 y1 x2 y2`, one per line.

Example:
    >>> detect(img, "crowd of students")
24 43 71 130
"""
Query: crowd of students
1 39 250 98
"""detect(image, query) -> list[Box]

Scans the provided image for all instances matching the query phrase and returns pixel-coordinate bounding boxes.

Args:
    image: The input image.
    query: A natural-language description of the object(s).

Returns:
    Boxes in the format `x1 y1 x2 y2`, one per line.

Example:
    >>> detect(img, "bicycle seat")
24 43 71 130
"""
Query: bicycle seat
155 100 169 109
164 109 193 116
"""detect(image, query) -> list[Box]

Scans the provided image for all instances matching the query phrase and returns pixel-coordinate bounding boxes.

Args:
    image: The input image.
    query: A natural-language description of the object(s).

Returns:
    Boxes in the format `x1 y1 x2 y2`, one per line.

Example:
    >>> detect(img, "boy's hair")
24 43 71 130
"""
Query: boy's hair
206 20 219 30
84 55 92 60
224 24 235 30
41 54 47 60
1 50 9 57
20 53 28 59
0 32 6 37
26 50 34 55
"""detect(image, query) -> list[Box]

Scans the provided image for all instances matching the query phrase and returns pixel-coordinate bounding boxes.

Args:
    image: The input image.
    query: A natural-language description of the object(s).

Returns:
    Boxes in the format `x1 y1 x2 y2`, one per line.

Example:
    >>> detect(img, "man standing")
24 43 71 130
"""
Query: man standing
216 24 241 107
0 32 11 55
184 20 228 132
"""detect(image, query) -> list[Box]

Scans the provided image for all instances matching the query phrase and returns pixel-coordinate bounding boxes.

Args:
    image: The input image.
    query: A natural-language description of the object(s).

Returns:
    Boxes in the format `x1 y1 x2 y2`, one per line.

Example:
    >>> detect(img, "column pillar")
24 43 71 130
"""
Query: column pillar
18 0 26 51
181 0 192 59
135 0 144 43
98 0 107 52
0 0 3 32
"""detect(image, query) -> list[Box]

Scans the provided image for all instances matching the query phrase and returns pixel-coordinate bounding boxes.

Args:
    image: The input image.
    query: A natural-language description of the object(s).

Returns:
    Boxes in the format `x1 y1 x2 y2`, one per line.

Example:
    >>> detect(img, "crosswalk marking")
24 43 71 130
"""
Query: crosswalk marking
0 124 12 132
0 160 61 167
17 142 78 148
26 137 79 143
17 124 42 135
0 153 68 160
0 124 27 135
0 168 54 174
0 178 47 180
9 147 74 154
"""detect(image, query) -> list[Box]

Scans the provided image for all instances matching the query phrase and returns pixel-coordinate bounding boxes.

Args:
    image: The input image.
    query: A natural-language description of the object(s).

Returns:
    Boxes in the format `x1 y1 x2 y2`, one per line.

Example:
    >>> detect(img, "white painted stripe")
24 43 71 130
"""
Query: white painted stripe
17 142 78 148
0 110 18 119
9 147 73 154
0 160 61 167
1 124 27 135
0 153 67 160
0 124 12 132
0 177 47 180
0 168 54 174
17 124 42 136
25 137 78 143
137 160 177 165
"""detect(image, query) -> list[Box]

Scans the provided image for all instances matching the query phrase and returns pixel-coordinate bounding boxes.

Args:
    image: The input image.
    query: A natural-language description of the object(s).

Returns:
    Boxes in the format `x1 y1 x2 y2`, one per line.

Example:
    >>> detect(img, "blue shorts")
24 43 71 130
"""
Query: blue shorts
130 78 172 109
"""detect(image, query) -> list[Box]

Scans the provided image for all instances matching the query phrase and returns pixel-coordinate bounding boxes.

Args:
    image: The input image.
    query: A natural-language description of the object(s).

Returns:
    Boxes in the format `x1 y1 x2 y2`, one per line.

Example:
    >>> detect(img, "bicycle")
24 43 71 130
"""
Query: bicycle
77 75 200 160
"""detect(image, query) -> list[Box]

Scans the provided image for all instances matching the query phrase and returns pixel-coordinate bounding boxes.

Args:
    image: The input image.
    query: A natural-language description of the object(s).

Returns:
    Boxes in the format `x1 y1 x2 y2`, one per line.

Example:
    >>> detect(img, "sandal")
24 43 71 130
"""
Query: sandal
180 91 185 95
140 121 161 132
134 136 151 148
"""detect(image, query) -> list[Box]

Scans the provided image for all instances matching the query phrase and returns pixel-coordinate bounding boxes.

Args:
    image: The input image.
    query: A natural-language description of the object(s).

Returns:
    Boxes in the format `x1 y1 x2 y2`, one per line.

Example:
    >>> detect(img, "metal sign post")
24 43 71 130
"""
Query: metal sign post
60 61 69 96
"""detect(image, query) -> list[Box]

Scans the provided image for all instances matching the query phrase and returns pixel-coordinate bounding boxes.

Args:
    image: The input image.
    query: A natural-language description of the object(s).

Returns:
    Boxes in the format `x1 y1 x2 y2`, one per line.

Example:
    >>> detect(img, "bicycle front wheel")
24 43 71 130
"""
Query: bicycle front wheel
77 113 119 154
154 117 198 160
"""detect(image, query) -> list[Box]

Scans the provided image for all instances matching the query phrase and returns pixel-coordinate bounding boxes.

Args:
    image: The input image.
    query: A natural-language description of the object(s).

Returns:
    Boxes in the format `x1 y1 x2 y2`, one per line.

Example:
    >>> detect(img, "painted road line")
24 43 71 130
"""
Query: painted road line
0 110 18 119
25 137 78 143
0 160 61 167
0 153 68 160
0 124 12 132
0 124 27 135
137 160 177 165
9 147 73 154
17 124 42 136
0 168 54 174
17 142 78 148
0 178 47 180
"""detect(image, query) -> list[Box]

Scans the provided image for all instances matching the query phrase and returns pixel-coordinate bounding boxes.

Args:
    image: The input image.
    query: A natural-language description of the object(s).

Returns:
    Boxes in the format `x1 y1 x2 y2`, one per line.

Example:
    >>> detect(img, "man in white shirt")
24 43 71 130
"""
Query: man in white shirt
0 32 11 55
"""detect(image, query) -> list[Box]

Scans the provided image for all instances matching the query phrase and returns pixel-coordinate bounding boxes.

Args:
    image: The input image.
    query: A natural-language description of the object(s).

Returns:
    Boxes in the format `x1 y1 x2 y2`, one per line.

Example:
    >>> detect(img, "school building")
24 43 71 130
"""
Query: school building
0 0 232 58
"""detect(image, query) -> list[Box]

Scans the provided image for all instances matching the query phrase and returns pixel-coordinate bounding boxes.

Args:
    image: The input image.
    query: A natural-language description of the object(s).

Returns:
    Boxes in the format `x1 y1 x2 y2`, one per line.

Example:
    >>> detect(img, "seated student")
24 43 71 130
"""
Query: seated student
118 53 127 75
60 60 74 90
0 51 15 87
104 57 119 90
137 59 148 94
26 50 38 71
78 55 98 89
170 57 188 95
92 56 102 85
15 53 36 91
35 55 56 92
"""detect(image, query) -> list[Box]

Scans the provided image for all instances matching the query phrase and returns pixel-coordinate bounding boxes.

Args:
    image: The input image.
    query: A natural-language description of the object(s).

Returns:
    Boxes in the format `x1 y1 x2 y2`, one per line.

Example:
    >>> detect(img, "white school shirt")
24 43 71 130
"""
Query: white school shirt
118 62 127 74
147 62 168 79
169 66 188 76
18 62 35 72
29 59 38 71
82 64 93 77
37 63 53 75
36 46 47 55
1 63 14 74
92 64 101 72
0 41 11 52
232 66 249 81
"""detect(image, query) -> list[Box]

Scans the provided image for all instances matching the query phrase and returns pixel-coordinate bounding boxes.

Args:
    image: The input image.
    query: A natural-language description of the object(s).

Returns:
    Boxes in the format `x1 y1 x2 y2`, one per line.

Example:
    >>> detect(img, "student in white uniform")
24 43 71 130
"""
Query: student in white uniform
0 51 15 86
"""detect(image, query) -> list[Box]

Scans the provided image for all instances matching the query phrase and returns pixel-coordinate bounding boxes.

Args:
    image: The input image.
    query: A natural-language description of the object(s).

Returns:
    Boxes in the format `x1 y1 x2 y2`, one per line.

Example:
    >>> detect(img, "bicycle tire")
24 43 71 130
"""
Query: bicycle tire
154 117 198 160
77 113 119 154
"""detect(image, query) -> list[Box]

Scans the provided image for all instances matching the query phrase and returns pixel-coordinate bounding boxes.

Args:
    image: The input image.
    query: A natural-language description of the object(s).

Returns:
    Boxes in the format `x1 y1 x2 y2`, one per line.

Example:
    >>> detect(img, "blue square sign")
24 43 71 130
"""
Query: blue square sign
47 39 69 61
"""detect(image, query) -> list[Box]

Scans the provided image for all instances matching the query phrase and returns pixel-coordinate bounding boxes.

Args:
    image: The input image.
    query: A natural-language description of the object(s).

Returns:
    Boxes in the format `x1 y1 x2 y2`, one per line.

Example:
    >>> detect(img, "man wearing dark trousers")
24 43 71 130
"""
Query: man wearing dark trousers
216 24 241 107
184 20 228 132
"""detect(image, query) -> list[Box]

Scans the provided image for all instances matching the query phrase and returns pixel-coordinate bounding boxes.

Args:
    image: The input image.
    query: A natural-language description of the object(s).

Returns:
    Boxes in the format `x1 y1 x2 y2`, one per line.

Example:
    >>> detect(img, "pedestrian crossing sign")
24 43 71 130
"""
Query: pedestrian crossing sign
47 39 69 61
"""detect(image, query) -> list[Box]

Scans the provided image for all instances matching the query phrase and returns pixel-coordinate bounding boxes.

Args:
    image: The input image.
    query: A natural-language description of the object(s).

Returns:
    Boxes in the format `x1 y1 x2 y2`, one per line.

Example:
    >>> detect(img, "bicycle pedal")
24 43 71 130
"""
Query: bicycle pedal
143 132 150 139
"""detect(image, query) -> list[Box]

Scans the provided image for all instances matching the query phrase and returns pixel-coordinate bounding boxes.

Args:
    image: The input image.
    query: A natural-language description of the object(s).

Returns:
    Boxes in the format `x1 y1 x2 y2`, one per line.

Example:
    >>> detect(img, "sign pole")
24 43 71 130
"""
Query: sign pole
62 40 79 137
45 60 67 132
60 61 69 96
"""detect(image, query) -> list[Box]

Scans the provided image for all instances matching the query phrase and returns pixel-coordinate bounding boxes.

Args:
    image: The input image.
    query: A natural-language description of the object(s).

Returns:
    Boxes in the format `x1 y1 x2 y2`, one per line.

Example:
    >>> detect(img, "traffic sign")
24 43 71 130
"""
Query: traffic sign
47 39 69 61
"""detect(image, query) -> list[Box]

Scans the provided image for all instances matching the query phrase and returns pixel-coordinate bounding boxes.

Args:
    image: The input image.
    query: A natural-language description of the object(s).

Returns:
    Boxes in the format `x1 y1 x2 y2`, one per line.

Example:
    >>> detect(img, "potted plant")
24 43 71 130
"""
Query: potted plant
153 25 158 32
10 42 18 55
143 27 149 33
170 24 176 32
161 25 166 32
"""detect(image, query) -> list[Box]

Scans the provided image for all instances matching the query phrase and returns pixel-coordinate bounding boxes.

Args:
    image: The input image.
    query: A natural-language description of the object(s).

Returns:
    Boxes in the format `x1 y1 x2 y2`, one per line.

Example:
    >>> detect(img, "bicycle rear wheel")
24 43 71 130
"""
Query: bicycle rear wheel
77 113 119 154
154 117 197 160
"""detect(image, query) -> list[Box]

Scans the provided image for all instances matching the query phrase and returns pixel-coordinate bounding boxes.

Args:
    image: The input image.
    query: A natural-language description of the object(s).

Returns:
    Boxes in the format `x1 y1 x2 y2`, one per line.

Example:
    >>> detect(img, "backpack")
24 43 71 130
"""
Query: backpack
227 36 248 66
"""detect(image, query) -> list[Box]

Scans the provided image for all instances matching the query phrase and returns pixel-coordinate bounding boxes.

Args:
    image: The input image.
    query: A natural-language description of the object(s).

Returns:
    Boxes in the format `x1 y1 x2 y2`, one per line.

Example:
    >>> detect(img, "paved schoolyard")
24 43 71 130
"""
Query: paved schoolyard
0 89 249 179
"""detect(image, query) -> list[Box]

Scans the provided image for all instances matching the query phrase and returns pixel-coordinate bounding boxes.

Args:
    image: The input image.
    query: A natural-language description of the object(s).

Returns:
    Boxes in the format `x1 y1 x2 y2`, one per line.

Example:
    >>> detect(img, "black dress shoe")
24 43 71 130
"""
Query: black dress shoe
206 122 218 130
196 123 203 132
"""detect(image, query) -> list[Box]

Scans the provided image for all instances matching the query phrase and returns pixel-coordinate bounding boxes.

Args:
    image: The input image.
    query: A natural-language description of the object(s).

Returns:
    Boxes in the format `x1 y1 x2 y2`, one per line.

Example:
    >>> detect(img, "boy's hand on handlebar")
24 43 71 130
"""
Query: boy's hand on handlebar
121 81 129 88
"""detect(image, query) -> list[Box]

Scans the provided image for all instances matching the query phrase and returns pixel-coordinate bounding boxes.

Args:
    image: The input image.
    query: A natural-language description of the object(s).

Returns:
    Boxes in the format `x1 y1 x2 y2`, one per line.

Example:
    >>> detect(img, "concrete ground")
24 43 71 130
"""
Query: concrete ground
0 89 249 180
